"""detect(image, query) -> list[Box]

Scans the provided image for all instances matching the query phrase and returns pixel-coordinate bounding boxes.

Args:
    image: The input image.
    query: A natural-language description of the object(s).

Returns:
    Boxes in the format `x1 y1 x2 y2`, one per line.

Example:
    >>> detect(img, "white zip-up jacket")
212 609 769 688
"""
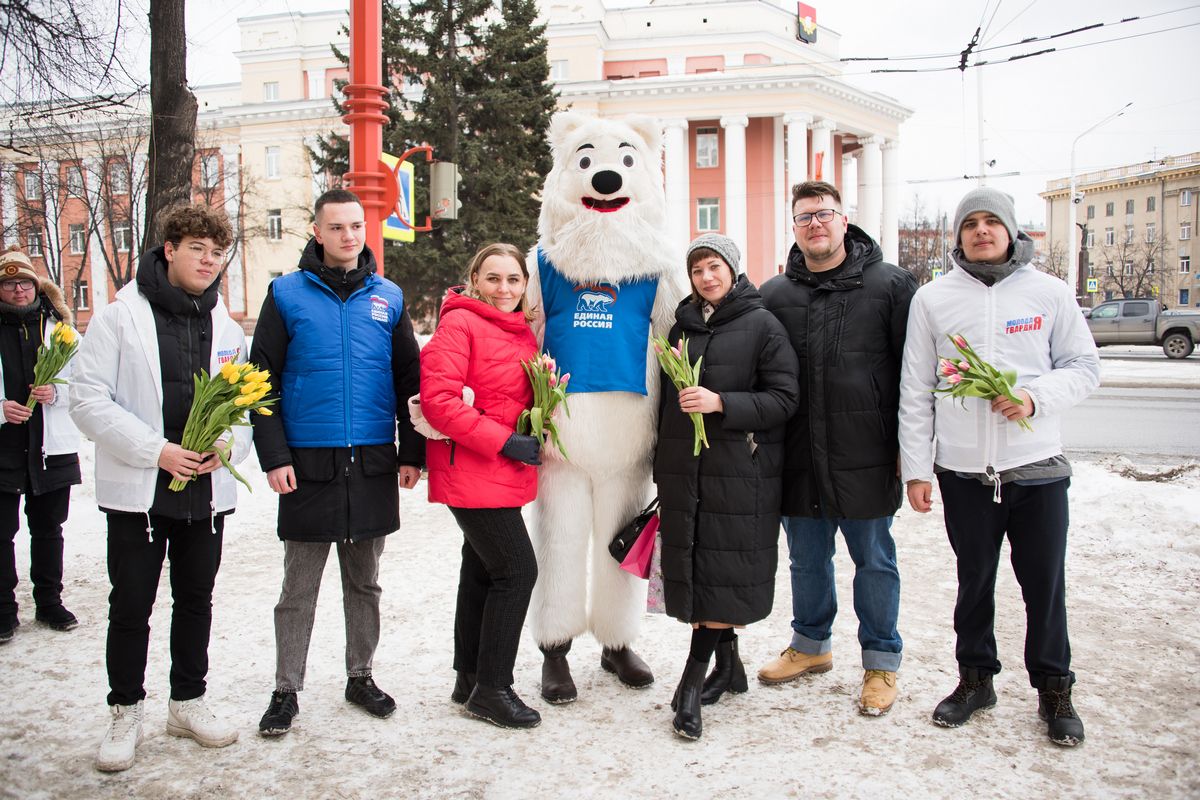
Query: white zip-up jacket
69 281 251 513
0 317 80 458
899 258 1100 484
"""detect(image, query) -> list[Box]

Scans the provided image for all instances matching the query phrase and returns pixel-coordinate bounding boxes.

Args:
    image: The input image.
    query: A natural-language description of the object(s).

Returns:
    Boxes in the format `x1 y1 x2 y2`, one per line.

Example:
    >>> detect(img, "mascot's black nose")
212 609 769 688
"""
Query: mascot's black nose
591 170 623 196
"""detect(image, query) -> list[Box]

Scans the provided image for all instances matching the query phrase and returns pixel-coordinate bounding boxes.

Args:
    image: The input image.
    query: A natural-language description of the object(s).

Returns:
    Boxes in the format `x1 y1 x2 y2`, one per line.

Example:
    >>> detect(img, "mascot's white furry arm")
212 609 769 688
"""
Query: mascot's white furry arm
524 112 687 702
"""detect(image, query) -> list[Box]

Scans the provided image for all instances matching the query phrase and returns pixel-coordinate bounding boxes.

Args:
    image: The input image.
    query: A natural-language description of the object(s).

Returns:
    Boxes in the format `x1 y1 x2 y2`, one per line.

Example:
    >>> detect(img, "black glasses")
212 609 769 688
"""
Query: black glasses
0 279 35 291
792 209 842 227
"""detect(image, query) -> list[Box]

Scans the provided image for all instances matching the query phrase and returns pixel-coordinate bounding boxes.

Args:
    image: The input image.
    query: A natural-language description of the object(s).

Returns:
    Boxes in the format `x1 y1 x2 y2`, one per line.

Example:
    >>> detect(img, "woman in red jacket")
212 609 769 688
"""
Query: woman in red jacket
419 243 542 729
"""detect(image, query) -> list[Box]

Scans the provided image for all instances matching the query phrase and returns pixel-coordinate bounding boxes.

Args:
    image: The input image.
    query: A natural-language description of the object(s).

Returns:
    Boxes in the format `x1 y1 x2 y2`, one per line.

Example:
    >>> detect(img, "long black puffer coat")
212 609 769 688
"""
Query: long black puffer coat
760 225 916 520
653 275 799 625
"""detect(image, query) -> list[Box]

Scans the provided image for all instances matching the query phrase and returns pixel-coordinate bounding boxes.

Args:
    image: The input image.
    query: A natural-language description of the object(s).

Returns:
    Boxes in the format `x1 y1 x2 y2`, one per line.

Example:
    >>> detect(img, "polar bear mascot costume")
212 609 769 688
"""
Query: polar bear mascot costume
525 112 687 704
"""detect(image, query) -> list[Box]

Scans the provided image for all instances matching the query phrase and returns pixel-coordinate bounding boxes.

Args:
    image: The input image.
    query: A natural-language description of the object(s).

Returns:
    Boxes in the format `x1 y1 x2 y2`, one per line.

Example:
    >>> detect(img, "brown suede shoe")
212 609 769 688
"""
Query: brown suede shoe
600 646 654 688
757 648 833 685
859 669 897 716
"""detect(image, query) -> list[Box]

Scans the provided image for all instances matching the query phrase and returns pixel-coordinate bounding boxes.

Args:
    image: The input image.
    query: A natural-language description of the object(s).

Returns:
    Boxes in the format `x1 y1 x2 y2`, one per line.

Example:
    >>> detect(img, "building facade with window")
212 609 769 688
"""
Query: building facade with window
1042 152 1200 308
2 2 912 325
544 0 911 285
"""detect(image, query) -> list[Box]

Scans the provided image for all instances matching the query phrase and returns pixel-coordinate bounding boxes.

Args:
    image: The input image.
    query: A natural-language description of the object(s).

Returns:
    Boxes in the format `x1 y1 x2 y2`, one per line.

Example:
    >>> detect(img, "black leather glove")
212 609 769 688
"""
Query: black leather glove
501 433 541 466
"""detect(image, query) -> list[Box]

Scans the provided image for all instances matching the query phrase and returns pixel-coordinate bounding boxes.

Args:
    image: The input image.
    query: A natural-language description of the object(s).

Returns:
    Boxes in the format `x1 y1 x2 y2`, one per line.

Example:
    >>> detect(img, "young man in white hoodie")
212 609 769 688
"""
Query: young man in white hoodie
71 204 251 772
899 188 1100 747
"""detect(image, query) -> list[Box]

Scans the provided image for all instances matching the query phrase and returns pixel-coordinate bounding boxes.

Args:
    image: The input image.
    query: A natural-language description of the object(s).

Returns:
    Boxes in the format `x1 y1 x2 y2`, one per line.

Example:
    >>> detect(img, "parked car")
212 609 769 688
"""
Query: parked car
1085 298 1200 358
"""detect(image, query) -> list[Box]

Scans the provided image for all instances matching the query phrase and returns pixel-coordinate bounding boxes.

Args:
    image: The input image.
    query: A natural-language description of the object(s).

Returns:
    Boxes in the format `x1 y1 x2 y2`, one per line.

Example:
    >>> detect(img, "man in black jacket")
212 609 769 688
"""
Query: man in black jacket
251 189 423 737
759 181 916 716
0 246 81 643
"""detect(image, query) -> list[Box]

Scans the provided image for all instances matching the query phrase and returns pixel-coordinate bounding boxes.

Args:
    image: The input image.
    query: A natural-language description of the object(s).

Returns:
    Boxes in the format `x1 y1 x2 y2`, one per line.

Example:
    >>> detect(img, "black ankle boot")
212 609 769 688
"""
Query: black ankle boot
700 635 747 705
672 657 709 740
451 671 476 705
932 667 997 728
1038 675 1085 746
539 640 577 704
465 685 542 729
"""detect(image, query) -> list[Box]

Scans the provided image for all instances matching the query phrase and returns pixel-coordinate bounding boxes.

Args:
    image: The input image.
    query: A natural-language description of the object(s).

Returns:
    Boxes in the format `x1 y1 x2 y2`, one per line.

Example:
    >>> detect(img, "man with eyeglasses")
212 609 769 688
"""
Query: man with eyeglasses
759 180 916 716
0 246 82 646
71 204 251 771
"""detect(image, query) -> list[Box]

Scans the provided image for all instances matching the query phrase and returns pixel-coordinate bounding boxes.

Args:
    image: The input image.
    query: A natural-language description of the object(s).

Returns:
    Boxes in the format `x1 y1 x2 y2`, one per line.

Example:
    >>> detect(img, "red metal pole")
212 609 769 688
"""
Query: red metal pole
343 0 387 266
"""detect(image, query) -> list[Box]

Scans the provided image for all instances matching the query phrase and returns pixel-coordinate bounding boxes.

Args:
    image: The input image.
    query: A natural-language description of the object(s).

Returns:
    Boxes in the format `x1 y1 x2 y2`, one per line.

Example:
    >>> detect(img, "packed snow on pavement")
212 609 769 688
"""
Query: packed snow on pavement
1 362 1197 800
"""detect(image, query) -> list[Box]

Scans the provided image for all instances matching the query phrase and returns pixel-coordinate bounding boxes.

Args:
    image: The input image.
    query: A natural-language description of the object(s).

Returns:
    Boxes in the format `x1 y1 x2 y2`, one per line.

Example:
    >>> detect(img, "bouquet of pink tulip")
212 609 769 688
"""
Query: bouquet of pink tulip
25 321 79 408
169 360 277 492
934 333 1032 432
653 334 710 456
516 353 571 459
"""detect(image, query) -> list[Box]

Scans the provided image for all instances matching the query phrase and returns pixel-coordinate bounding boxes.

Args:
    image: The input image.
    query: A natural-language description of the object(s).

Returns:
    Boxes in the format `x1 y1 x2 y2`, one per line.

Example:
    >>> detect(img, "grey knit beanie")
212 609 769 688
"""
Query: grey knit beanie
953 187 1019 247
686 233 741 273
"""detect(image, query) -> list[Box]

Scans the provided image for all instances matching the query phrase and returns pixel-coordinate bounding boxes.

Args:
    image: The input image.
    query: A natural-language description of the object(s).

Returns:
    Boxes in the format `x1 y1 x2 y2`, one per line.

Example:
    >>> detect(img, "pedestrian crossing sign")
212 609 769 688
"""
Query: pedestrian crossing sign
1086 278 1098 293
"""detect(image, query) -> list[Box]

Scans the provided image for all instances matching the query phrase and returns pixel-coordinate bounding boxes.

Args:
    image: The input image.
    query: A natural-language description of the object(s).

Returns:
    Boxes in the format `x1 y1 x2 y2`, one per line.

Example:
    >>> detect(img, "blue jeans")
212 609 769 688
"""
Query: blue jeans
784 514 903 671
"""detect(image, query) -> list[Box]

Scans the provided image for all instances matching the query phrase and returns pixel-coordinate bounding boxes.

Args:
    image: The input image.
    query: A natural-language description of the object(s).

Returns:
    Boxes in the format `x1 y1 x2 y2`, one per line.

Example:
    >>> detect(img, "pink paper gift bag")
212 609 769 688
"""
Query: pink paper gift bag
618 513 659 580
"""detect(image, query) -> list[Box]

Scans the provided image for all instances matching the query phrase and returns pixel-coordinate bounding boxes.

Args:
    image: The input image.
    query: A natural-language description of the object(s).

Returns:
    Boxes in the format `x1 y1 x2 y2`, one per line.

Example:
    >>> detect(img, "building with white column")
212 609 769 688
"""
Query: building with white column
543 0 912 286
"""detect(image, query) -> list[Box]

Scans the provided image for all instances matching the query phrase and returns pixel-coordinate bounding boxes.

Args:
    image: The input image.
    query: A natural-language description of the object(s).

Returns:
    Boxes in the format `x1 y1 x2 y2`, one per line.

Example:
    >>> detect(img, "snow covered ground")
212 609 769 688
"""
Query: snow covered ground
1 360 1196 799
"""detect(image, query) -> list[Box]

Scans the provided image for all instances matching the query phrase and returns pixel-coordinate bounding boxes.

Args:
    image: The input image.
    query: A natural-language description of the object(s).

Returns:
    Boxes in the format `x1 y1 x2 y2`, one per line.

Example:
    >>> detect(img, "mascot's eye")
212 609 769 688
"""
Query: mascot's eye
578 156 592 170
622 154 635 168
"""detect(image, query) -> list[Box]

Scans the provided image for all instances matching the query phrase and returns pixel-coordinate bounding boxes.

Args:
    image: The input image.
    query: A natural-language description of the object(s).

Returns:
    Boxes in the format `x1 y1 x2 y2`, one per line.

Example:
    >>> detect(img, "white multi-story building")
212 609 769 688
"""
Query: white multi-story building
1 1 913 325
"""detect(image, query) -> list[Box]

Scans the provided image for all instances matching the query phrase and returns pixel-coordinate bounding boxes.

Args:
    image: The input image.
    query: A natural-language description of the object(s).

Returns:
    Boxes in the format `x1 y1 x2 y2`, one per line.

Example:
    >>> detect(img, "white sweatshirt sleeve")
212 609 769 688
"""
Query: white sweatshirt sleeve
1024 286 1101 417
898 290 939 483
69 306 166 469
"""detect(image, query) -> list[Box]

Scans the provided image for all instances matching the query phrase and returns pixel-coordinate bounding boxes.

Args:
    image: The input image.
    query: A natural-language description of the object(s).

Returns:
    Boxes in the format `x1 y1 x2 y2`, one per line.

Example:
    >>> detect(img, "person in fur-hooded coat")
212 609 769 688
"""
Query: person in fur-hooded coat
524 112 689 703
0 246 82 642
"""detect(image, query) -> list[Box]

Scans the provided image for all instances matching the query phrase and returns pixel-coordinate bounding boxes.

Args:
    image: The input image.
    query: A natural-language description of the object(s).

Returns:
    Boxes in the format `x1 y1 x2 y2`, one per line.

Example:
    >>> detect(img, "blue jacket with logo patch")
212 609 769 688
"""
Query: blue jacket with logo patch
270 268 404 447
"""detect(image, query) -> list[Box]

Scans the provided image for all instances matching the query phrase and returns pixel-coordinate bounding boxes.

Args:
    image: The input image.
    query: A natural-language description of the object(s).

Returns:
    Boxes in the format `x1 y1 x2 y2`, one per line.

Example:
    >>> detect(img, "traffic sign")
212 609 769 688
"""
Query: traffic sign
380 152 415 243
1086 278 1098 293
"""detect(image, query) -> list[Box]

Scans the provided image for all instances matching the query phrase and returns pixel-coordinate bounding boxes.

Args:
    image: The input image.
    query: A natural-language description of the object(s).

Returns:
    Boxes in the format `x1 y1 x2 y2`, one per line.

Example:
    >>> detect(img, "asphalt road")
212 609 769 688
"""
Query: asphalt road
1062 386 1200 461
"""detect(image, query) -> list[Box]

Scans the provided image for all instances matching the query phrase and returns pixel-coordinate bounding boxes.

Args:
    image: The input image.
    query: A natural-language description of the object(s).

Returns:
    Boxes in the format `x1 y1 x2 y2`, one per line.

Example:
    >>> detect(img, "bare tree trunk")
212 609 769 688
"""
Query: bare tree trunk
142 0 196 249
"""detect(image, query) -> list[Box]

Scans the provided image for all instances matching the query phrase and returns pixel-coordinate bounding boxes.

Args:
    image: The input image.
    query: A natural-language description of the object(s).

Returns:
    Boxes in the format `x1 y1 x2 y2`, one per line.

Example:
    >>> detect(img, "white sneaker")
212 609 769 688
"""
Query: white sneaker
166 696 239 748
95 701 144 772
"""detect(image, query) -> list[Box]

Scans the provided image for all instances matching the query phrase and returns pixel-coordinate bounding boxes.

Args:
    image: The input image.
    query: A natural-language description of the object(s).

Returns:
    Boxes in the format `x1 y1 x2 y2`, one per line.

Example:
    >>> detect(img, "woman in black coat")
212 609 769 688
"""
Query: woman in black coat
653 233 799 740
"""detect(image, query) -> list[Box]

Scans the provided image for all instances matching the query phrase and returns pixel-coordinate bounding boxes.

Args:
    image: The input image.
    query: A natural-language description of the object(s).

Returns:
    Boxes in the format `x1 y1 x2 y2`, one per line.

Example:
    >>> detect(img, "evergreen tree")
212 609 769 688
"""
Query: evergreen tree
310 1 556 327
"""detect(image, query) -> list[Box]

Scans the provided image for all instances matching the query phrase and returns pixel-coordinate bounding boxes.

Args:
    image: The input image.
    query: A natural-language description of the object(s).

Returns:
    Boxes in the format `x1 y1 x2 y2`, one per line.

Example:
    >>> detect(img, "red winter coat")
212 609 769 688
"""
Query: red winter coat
420 288 538 508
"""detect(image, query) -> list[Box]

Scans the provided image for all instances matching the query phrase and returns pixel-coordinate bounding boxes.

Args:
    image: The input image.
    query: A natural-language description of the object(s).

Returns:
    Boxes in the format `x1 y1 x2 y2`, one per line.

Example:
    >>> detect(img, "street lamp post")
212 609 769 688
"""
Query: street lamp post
1067 102 1131 302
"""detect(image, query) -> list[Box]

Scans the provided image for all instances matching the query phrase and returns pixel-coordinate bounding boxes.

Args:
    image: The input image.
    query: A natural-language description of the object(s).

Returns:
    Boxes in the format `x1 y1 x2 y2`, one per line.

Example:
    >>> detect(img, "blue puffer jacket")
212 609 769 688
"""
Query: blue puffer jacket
271 269 405 447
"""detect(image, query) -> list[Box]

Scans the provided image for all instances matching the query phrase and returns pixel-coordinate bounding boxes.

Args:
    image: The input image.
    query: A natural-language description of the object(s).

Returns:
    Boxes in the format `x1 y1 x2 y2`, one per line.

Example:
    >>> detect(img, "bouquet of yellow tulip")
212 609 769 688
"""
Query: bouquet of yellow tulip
653 334 709 456
25 321 79 409
168 360 276 492
516 352 571 459
934 333 1033 432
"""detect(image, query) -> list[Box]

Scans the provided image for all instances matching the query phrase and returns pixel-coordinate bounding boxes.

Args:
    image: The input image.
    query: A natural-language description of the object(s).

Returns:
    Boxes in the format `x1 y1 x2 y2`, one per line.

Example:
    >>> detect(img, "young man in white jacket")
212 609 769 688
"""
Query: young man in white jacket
899 188 1100 747
70 205 251 772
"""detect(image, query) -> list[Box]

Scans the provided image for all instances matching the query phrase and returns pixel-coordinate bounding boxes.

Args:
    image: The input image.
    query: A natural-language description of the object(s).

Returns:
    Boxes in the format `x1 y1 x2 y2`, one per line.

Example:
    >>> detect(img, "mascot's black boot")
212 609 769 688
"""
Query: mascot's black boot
601 646 655 688
540 640 577 704
672 657 709 740
701 634 748 705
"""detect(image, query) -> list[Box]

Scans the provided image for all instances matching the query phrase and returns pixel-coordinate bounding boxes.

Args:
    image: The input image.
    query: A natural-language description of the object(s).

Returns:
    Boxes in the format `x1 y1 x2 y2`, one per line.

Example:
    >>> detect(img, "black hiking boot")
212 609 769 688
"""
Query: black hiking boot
932 667 997 728
1038 675 1085 747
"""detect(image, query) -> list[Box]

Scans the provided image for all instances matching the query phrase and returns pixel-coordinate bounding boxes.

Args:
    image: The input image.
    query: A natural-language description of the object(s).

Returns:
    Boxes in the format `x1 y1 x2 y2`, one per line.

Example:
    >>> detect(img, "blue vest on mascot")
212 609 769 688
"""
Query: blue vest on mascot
538 248 657 395
272 269 403 447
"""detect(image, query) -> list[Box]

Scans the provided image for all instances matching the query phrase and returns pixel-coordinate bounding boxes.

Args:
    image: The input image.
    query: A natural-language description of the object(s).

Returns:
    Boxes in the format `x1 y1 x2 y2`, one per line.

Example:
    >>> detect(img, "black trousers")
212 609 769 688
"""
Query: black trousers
449 507 538 688
938 473 1073 689
105 512 224 706
0 484 71 618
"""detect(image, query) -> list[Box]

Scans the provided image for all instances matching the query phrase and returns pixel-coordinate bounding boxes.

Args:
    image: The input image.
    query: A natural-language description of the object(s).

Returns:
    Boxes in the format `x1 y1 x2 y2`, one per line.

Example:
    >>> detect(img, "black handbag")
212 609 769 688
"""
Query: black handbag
608 498 660 564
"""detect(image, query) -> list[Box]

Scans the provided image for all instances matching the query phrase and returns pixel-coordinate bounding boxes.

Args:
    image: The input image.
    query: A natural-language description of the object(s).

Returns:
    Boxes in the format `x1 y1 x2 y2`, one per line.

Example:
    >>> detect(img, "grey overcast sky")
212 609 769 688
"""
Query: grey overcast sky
121 0 1200 226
